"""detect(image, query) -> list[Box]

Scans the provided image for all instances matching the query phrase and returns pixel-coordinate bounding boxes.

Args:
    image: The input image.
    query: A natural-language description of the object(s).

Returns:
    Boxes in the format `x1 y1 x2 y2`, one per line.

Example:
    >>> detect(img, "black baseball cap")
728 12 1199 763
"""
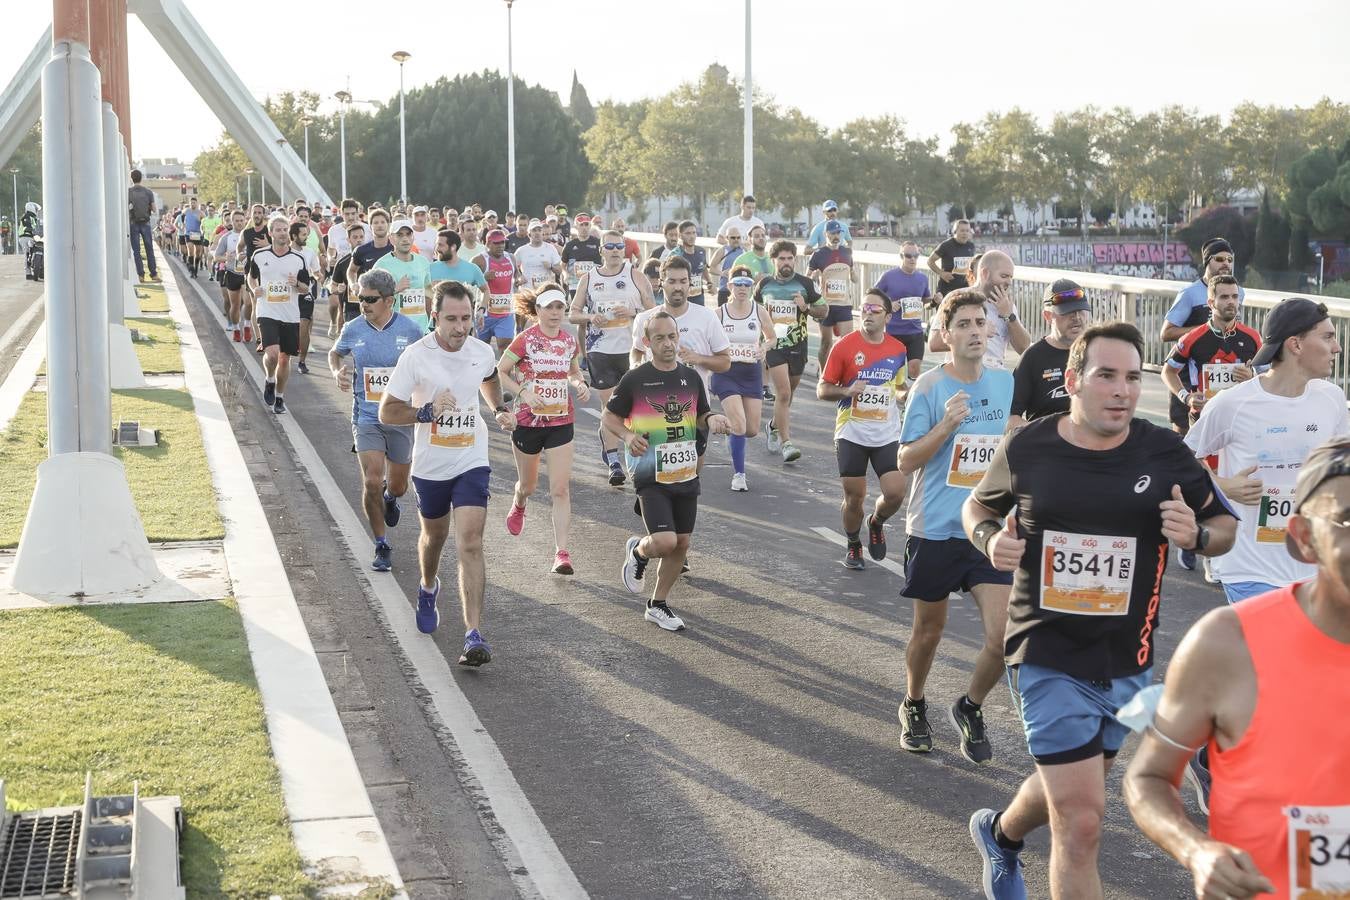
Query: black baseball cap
1287 437 1350 562
1043 278 1090 314
1250 298 1329 368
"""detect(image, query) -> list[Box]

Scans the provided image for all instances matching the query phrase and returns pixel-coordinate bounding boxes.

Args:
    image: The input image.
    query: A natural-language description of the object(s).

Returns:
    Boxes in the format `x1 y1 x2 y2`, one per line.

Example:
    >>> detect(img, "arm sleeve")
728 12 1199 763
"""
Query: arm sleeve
971 435 1017 517
503 332 527 362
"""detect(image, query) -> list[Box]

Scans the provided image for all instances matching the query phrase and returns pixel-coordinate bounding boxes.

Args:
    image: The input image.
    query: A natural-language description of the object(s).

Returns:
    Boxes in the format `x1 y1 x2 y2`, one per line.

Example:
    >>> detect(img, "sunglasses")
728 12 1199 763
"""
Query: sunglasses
1049 288 1086 304
359 294 384 304
860 303 887 314
902 253 919 259
602 242 625 250
729 277 755 287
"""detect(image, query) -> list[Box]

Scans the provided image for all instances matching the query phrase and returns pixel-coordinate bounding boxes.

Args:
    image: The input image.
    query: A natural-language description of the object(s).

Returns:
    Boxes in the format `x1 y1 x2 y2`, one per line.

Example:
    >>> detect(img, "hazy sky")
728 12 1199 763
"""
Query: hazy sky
2 0 1348 163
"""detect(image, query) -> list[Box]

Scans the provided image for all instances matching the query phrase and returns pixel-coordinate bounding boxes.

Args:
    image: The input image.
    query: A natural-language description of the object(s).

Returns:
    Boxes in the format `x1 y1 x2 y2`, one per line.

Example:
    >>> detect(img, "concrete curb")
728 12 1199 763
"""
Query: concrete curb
160 261 407 897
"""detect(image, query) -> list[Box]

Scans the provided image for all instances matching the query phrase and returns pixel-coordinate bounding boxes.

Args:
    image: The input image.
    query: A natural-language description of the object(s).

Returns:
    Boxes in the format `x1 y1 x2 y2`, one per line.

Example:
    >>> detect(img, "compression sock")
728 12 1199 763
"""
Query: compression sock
729 434 746 474
992 812 1024 852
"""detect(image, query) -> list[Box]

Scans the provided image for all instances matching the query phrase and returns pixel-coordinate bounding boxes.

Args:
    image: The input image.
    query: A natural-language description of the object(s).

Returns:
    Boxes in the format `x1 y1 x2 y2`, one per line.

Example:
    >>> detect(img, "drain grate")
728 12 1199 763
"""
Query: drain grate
0 809 80 899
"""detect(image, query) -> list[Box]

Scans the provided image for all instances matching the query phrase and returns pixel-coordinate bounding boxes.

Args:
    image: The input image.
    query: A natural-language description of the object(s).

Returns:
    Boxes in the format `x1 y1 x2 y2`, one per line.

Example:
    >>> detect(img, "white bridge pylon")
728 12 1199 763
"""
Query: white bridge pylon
0 0 331 206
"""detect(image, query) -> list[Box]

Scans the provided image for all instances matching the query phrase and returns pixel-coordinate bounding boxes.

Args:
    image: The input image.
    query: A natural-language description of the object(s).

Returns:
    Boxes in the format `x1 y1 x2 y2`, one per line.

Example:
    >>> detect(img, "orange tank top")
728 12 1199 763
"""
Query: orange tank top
1208 582 1350 898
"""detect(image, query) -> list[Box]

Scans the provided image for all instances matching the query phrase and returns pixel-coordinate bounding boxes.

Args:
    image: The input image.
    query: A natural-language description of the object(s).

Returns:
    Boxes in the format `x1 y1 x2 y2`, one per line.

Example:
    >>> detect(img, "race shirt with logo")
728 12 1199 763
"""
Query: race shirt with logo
1165 279 1247 330
731 250 773 281
352 238 394 277
585 263 644 355
754 274 823 350
246 248 310 323
715 303 766 371
1010 338 1071 421
1184 376 1350 587
296 245 323 298
974 416 1234 680
669 245 709 303
481 252 516 319
808 246 855 307
513 242 562 290
1167 320 1262 403
630 303 730 392
213 230 246 274
239 224 269 267
823 330 907 446
410 226 438 261
374 251 433 330
332 312 425 425
561 235 602 291
933 236 976 295
902 365 1012 541
502 324 579 428
327 221 367 258
505 232 530 253
607 361 709 493
200 216 222 242
383 333 497 481
874 268 931 337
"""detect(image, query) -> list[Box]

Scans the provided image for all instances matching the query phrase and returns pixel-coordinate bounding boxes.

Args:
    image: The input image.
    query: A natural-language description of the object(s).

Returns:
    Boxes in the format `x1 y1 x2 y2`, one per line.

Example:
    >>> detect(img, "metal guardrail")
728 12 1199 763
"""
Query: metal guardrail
626 232 1350 392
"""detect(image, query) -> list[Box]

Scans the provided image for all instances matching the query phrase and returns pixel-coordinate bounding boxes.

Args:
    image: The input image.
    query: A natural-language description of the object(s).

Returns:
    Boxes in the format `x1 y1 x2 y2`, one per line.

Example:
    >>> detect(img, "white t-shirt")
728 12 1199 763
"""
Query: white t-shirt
384 333 498 481
327 221 368 257
411 226 438 261
983 299 1012 369
631 302 730 390
461 242 486 265
513 242 562 288
247 248 309 323
716 214 765 241
1184 376 1350 586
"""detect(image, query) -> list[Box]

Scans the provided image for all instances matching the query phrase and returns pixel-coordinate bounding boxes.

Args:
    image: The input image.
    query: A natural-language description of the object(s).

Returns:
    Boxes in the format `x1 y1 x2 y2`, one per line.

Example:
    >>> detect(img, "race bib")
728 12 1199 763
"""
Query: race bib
596 298 631 329
767 297 797 326
188 231 202 241
952 256 973 274
230 254 245 274
1286 805 1350 898
362 366 393 402
529 272 551 288
1256 484 1294 544
530 378 569 418
487 292 513 316
946 433 1001 487
901 297 925 320
397 290 424 318
265 280 290 303
656 440 697 484
851 382 894 422
570 261 595 286
728 342 759 363
824 278 849 303
1040 531 1136 616
1200 362 1241 399
429 408 477 448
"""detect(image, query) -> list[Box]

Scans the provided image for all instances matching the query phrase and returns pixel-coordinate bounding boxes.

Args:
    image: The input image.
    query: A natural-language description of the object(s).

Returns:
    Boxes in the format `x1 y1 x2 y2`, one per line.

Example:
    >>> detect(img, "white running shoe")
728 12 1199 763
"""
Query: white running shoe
766 426 782 453
731 472 748 492
644 602 686 631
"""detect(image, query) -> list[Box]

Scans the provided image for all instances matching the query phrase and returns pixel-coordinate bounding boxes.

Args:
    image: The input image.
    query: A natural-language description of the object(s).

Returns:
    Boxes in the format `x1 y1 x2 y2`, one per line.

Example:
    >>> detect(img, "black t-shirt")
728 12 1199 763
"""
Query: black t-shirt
505 233 530 253
934 237 976 295
1010 338 1071 420
352 239 394 276
605 361 709 494
973 416 1232 681
239 225 270 265
332 251 356 298
562 236 602 265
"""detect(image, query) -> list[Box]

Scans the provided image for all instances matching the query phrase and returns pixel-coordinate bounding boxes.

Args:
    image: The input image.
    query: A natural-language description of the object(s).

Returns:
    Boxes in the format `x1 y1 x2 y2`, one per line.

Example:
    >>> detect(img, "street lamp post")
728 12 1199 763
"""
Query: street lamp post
334 90 350 199
1316 250 1325 293
9 168 18 255
234 176 241 208
277 138 287 207
245 167 254 207
392 50 411 204
743 0 753 196
505 1 516 213
302 116 311 171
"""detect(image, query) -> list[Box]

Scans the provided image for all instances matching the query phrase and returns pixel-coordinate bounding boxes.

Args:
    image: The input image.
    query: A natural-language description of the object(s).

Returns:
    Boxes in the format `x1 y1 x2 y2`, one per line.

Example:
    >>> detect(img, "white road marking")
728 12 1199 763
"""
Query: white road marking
809 526 908 578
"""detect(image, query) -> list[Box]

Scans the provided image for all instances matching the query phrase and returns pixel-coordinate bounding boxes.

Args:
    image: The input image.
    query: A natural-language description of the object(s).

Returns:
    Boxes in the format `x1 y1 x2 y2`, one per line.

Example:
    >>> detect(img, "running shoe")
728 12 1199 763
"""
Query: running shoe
416 578 440 634
371 541 392 572
506 503 526 536
262 380 276 406
766 425 782 453
762 385 774 401
608 462 626 487
644 602 686 631
843 545 865 570
1184 747 1212 815
898 698 932 753
867 514 887 561
551 550 574 575
232 328 242 343
383 490 401 528
273 397 286 415
969 809 1027 900
1202 556 1219 585
781 441 801 463
621 536 647 593
1177 546 1197 570
243 324 252 343
730 472 748 492
296 360 310 375
948 696 993 764
459 628 492 666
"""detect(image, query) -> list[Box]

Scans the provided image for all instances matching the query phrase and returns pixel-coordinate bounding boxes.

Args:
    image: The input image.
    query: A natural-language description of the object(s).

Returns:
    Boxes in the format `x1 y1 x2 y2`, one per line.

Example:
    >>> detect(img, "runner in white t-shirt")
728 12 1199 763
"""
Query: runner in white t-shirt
379 281 516 666
409 205 438 261
512 220 564 290
246 215 311 414
715 195 765 246
291 221 324 376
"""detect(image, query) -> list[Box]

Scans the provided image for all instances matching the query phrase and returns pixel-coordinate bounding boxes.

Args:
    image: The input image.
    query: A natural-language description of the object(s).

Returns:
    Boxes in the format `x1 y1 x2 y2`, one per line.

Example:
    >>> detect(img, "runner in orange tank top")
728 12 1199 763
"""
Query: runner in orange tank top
1125 436 1350 900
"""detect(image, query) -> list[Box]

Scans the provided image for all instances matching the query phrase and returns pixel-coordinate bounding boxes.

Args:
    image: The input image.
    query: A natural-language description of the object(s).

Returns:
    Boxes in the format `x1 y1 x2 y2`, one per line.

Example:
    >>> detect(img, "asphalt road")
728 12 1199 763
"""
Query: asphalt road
172 263 1209 899
0 255 43 385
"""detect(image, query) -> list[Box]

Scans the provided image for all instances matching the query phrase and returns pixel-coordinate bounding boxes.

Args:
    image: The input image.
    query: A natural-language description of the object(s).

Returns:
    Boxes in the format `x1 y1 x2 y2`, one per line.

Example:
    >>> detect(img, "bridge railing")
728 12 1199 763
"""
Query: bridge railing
626 232 1350 392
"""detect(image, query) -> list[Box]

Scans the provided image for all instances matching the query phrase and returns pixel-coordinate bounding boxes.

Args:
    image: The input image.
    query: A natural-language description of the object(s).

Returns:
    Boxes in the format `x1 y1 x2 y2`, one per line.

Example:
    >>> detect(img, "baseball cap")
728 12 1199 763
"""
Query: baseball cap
411 205 428 214
546 215 558 223
556 205 568 214
390 218 415 234
575 214 592 225
1286 436 1350 562
485 228 507 243
1250 297 1329 368
528 219 543 230
824 220 842 234
1043 278 1090 314
822 199 838 211
484 209 498 218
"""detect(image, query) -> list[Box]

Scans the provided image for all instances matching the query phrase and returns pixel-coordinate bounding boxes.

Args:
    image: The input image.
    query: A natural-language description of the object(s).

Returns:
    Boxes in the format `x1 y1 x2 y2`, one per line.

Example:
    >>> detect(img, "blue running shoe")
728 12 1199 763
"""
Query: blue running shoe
383 489 401 528
1177 546 1197 571
1184 747 1211 815
969 809 1026 900
416 578 440 634
459 629 492 667
371 541 392 572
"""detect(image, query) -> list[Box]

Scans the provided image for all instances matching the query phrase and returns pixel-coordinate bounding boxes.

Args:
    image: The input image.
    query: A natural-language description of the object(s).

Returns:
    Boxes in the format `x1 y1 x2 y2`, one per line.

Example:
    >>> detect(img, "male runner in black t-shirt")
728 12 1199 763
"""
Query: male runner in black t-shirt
1008 278 1091 429
959 322 1238 899
927 218 976 297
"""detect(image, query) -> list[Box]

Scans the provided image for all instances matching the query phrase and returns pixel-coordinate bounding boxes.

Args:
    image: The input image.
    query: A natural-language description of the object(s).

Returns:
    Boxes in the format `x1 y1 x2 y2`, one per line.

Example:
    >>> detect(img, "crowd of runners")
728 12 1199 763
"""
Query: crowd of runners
136 184 1350 900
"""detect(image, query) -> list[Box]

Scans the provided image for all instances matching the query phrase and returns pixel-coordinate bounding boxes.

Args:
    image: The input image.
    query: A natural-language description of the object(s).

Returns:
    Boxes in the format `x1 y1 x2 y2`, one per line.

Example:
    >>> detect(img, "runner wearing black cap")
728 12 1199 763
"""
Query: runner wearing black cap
1007 278 1091 430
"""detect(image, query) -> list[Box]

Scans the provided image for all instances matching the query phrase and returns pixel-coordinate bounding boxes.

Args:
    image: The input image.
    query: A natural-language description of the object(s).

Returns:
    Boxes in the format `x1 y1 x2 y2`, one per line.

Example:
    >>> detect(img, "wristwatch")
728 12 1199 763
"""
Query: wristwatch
494 405 509 415
1000 312 1017 323
1188 524 1210 553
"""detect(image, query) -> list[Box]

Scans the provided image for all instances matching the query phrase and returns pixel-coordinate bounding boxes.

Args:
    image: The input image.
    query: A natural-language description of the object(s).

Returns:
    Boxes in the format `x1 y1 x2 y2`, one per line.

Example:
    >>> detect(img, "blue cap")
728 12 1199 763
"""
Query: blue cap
822 200 838 211
824 220 843 234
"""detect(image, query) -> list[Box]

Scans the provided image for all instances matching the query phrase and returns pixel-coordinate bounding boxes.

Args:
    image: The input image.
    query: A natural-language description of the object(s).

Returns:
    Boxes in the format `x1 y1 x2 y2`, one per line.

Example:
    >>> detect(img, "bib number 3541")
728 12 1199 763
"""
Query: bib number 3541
1039 531 1136 616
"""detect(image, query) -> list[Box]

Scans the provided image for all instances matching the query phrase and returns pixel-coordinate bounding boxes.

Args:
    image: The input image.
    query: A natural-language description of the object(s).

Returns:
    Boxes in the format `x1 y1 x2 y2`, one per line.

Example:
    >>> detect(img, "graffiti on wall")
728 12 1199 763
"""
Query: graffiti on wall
981 241 1198 280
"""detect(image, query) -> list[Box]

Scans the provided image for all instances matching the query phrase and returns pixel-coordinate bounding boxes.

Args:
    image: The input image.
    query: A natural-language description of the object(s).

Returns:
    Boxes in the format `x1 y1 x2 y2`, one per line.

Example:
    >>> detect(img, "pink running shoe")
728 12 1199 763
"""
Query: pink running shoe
506 503 526 536
552 550 574 575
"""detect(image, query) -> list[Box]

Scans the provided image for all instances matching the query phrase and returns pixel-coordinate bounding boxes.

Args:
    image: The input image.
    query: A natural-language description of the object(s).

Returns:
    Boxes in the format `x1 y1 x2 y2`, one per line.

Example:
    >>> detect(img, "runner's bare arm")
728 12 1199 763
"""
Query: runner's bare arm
568 273 592 326
378 391 418 426
816 379 864 402
1005 414 1025 432
1160 321 1191 343
634 271 657 310
899 392 969 474
600 408 644 455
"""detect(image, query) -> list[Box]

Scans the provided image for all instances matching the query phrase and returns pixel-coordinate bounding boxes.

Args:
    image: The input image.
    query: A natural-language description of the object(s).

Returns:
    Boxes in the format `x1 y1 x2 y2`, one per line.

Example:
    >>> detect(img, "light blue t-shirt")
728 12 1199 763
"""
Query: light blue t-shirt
900 365 1014 541
429 258 488 291
332 312 426 425
807 219 852 250
182 209 203 236
1165 279 1246 328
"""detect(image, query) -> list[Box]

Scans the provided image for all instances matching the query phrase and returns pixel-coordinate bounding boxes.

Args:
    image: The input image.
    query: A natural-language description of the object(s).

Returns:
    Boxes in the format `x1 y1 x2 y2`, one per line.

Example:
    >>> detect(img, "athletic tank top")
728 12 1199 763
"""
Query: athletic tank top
717 303 761 366
586 262 641 355
484 253 515 318
1208 582 1350 898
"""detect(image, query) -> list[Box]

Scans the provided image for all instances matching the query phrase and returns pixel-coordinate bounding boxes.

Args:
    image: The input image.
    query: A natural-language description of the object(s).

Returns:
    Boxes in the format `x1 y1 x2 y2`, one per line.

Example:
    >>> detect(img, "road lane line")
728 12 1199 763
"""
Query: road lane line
809 526 909 578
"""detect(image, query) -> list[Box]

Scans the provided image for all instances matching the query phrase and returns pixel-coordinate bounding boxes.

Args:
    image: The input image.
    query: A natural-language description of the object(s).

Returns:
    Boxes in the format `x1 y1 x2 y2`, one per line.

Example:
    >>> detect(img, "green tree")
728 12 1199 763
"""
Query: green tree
568 71 596 132
1044 108 1102 229
191 135 251 205
967 109 1050 226
638 67 742 213
756 106 829 227
2 124 42 239
583 100 650 210
1252 191 1294 287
